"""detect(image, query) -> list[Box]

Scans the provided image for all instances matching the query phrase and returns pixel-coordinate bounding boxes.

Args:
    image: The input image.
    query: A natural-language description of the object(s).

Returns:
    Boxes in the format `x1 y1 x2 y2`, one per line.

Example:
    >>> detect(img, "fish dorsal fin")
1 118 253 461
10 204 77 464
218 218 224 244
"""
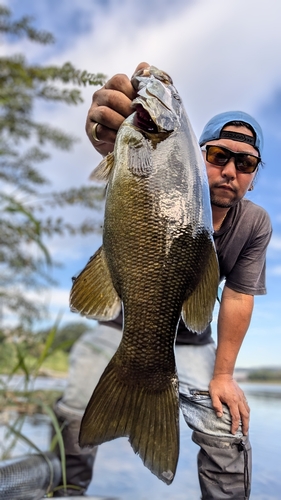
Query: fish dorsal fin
89 152 115 182
70 246 121 320
181 244 219 333
128 133 152 177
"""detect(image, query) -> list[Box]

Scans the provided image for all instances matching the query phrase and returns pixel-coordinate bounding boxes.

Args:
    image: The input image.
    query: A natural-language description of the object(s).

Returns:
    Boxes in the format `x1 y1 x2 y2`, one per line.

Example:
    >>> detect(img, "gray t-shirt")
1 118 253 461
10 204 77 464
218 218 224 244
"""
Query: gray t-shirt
176 198 272 344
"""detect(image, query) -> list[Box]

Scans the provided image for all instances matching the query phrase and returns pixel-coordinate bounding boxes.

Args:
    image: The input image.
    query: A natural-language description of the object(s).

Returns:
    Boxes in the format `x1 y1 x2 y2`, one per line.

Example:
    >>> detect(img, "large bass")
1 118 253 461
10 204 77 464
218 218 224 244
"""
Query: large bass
70 66 219 484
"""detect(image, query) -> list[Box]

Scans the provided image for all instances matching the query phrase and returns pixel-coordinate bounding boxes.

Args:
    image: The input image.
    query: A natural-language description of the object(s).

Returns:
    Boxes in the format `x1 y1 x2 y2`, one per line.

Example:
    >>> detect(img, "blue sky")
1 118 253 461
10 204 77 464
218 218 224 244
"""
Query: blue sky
2 0 281 368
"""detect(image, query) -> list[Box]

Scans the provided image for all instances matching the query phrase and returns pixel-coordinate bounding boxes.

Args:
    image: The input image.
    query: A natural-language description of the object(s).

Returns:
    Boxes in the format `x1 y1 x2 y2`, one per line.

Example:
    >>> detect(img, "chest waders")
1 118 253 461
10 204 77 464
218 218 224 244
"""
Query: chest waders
193 430 251 500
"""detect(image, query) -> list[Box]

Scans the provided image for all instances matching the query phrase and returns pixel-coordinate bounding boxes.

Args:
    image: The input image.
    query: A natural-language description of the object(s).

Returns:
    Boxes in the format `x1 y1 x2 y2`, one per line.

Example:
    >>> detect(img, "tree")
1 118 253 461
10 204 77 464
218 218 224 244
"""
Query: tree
0 5 106 332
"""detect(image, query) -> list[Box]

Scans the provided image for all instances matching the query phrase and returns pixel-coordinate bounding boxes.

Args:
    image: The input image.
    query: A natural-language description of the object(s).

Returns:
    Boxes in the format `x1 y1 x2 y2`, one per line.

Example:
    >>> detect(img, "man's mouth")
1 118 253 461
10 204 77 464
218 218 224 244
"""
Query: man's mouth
216 184 236 193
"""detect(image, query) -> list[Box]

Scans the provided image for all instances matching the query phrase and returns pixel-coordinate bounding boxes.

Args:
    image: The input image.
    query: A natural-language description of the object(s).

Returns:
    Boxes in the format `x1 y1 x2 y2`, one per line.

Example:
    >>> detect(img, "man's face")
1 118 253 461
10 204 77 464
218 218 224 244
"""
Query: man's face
202 125 259 209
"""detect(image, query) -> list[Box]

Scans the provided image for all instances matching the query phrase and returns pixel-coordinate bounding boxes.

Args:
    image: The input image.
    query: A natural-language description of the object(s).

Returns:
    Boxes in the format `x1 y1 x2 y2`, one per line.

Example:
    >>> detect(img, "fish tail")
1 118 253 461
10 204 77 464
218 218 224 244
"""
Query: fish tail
79 356 179 485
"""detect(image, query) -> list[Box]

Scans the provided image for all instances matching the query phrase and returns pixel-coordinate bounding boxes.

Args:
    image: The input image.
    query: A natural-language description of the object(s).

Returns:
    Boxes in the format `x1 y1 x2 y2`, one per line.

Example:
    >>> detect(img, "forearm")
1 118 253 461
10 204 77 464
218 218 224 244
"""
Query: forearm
209 286 253 434
214 285 254 378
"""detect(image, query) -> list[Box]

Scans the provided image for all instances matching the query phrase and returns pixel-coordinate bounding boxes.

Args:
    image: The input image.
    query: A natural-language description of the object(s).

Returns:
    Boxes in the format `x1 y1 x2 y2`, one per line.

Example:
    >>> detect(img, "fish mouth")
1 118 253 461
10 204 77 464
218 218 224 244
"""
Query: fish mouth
132 104 159 133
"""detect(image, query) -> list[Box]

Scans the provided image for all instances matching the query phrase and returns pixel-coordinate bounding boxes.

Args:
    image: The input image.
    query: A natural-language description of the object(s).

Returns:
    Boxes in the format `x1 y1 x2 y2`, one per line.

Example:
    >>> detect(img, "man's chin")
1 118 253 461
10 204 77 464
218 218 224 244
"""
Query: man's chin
210 196 237 209
210 186 240 208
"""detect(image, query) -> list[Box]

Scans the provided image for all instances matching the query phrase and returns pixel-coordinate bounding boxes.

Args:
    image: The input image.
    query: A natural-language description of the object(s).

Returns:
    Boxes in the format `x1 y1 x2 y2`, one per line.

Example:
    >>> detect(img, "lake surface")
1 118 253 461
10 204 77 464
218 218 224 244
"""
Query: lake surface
1 381 280 499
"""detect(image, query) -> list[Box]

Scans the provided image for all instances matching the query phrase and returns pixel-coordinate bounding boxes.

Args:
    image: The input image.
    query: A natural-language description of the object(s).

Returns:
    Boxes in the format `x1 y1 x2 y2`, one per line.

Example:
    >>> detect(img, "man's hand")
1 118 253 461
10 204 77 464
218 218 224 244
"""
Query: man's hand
210 286 254 436
85 62 150 156
209 374 250 435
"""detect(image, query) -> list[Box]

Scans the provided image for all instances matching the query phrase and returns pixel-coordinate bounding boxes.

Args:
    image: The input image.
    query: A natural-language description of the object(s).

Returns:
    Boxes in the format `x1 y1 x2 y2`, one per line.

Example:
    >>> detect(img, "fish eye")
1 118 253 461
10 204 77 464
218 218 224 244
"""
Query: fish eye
172 93 181 102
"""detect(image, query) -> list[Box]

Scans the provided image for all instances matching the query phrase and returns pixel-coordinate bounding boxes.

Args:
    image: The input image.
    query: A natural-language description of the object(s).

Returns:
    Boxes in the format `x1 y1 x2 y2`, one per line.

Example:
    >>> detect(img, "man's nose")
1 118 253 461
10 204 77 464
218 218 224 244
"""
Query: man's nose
220 157 236 179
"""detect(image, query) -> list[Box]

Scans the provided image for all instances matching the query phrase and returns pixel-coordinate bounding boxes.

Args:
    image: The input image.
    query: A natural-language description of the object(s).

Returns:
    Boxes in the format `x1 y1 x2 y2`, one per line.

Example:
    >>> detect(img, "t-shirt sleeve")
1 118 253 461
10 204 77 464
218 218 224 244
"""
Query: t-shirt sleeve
225 209 272 295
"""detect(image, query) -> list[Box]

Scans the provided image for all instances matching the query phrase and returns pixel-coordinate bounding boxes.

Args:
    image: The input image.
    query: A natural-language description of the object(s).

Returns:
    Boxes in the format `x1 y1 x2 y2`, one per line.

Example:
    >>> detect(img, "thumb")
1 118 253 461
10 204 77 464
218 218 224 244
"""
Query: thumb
133 61 150 75
131 62 150 81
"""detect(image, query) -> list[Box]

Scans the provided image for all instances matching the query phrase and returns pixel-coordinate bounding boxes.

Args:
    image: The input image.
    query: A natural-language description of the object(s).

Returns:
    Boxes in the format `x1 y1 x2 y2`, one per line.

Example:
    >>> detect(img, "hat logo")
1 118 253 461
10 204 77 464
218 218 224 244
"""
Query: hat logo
220 130 255 146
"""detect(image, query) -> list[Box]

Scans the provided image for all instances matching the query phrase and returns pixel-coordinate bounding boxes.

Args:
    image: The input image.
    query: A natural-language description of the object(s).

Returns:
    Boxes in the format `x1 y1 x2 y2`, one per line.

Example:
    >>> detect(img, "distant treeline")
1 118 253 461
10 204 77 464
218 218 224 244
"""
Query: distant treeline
247 368 281 382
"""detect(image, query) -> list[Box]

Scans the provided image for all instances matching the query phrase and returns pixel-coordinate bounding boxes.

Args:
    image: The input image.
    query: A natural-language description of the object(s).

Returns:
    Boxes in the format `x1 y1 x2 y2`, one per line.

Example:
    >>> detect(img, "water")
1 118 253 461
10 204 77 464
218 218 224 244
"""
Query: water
1 381 280 499
0 374 68 393
241 384 281 500
86 383 281 500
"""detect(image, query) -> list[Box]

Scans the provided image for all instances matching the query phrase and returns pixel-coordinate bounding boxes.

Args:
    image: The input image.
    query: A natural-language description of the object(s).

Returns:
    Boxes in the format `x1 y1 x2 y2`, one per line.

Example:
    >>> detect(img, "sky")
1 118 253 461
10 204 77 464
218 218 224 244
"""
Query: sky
2 0 281 368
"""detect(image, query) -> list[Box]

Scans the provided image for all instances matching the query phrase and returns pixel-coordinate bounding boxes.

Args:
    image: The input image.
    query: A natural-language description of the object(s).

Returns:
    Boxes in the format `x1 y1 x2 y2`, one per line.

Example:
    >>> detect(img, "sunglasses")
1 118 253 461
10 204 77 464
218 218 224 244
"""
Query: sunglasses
201 145 261 174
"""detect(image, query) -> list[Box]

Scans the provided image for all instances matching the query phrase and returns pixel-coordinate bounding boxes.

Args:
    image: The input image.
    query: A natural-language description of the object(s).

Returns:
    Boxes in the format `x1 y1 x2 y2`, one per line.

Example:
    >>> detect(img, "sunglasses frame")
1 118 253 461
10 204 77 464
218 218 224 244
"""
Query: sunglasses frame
201 145 261 174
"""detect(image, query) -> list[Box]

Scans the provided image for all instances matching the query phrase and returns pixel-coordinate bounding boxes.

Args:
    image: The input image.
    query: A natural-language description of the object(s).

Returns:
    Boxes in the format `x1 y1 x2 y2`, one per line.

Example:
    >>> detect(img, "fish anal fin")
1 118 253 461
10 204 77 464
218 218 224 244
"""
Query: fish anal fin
182 243 219 332
70 246 121 320
79 355 179 485
89 152 115 182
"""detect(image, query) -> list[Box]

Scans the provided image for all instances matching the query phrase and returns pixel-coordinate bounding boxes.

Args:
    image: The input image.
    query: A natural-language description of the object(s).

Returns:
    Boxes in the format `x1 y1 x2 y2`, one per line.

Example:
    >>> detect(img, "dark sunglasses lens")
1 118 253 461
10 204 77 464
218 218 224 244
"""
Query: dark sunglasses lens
206 146 229 166
206 146 259 173
236 155 259 173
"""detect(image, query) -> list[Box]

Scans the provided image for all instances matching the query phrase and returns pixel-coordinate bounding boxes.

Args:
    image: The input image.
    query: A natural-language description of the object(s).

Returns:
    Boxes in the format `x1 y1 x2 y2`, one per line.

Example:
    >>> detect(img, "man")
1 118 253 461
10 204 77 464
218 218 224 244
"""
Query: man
53 63 272 499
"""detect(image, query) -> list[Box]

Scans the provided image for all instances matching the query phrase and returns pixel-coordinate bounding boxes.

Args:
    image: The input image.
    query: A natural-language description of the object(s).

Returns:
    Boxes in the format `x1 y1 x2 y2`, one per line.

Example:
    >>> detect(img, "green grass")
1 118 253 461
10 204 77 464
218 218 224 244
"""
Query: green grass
0 344 69 374
40 350 69 373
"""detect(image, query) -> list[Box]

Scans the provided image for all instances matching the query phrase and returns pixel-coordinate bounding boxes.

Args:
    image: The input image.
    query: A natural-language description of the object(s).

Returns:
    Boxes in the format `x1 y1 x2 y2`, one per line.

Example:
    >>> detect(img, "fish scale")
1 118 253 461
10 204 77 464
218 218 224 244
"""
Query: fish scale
70 65 219 485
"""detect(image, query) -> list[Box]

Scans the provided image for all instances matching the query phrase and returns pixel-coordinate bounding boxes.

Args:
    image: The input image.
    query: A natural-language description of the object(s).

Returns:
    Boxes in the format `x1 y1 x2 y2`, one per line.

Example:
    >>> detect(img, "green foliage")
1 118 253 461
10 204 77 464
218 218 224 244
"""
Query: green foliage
0 318 96 493
0 318 64 373
0 5 106 329
0 321 66 465
40 350 69 372
0 10 103 493
0 5 54 43
38 321 94 353
0 319 90 493
0 340 17 370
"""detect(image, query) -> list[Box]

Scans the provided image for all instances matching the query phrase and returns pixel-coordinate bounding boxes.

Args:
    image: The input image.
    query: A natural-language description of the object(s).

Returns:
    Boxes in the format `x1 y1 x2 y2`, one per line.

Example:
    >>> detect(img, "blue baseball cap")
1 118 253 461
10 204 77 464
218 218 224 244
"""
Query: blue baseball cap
199 111 264 155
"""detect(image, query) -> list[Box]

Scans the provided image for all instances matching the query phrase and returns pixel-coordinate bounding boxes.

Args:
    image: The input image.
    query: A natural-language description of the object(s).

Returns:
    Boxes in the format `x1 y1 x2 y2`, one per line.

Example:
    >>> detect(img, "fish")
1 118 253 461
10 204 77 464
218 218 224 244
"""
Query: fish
69 66 219 485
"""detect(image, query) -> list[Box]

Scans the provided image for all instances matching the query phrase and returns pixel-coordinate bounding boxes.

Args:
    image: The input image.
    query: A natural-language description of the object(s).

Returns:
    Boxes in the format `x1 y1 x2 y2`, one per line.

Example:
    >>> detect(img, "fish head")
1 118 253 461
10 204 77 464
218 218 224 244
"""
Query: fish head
131 66 182 134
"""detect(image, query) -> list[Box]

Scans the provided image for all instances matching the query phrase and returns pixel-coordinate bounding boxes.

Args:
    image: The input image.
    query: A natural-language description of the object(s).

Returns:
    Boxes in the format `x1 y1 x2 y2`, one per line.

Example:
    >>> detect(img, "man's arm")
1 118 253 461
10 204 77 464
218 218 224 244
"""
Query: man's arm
209 285 252 436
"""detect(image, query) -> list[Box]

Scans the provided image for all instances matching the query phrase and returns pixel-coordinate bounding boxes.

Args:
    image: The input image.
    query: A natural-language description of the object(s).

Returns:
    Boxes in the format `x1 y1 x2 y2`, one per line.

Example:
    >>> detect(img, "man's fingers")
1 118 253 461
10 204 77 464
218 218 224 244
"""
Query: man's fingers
86 63 151 145
86 88 133 151
89 104 126 135
230 407 241 434
104 73 137 102
90 122 117 146
211 395 224 418
239 401 250 436
209 378 250 436
211 390 250 435
229 400 250 435
91 89 133 122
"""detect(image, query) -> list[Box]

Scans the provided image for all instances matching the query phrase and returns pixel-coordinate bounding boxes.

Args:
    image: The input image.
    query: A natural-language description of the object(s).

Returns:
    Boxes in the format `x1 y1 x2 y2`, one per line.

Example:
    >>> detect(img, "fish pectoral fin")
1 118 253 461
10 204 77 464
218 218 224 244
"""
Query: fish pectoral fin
128 134 152 177
79 355 179 485
89 152 115 182
70 246 121 320
182 244 219 333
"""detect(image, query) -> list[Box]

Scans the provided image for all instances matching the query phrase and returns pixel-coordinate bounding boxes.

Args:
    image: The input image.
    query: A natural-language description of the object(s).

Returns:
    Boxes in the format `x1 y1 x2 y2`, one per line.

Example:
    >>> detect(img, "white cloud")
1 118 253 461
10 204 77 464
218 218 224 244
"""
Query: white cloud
5 0 281 137
269 266 281 276
42 0 281 132
46 230 102 262
27 287 86 322
268 235 281 250
45 287 96 327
